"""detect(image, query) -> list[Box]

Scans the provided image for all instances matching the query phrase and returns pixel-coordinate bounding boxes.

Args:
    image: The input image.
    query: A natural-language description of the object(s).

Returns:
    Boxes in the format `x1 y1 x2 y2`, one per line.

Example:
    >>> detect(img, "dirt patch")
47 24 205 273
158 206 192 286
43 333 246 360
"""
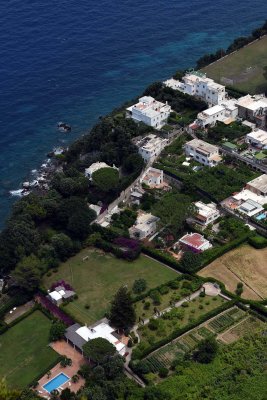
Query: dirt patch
198 245 267 300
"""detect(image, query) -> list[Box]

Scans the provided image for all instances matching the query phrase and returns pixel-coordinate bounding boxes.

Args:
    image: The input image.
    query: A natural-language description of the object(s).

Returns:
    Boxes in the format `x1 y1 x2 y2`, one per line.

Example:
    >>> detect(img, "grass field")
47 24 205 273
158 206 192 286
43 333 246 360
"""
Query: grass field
43 249 178 324
0 311 58 388
202 35 267 94
198 245 267 300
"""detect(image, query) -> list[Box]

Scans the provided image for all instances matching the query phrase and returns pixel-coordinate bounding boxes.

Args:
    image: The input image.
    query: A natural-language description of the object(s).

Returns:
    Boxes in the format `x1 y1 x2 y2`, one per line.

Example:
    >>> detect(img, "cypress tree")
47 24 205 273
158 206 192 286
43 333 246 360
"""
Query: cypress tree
109 286 136 330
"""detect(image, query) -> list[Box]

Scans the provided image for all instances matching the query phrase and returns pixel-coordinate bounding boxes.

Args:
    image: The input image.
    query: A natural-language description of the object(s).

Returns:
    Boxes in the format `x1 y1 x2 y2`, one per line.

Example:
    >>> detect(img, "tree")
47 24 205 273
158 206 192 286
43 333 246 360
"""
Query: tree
51 233 73 261
109 286 136 330
60 388 75 400
102 354 124 379
193 337 218 364
60 357 72 368
179 251 202 272
12 255 41 293
83 338 116 364
235 282 244 296
67 208 95 240
49 321 66 342
132 278 147 294
92 168 119 192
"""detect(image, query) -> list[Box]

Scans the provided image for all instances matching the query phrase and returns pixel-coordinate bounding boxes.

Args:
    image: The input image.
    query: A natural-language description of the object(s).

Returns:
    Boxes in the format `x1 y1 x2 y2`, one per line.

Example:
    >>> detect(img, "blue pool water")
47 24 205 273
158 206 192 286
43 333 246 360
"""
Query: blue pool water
43 373 69 393
1 0 267 227
256 213 267 220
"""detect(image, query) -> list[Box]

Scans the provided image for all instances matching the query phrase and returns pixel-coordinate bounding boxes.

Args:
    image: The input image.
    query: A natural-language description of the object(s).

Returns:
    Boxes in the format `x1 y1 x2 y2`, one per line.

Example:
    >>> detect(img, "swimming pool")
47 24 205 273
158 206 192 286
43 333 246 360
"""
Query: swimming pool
256 213 266 220
43 373 70 393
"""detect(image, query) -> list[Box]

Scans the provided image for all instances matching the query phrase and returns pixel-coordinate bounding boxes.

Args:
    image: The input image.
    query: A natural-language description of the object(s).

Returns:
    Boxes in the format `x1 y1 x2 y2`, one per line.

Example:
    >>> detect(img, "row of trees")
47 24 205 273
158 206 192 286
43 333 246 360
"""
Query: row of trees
196 19 267 69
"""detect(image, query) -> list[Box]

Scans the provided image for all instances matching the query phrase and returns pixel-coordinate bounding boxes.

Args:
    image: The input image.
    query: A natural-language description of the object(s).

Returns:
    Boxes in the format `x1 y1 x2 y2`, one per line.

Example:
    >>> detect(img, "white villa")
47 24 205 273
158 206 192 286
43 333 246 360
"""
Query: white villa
246 129 267 149
129 211 159 240
141 167 164 188
85 162 118 180
135 134 168 163
126 96 171 129
195 99 238 128
65 318 126 357
164 71 226 106
184 139 222 167
193 201 220 226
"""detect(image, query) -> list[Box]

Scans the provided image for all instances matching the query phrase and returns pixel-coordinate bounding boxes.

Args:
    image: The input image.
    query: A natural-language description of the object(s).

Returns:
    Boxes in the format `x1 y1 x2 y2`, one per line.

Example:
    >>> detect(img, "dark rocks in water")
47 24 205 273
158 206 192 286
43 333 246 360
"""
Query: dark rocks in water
57 122 71 132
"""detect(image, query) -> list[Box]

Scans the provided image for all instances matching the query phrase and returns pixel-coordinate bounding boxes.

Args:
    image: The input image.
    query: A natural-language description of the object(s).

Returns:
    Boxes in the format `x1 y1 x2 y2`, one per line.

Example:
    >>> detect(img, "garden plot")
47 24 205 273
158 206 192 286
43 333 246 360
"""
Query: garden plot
219 316 266 344
207 307 247 333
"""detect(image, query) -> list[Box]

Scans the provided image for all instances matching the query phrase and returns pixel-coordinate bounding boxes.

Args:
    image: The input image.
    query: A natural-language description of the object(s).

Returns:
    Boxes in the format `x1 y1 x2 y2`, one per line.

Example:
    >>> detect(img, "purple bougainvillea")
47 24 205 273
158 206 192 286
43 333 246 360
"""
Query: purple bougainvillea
113 237 141 260
50 280 73 292
36 294 74 326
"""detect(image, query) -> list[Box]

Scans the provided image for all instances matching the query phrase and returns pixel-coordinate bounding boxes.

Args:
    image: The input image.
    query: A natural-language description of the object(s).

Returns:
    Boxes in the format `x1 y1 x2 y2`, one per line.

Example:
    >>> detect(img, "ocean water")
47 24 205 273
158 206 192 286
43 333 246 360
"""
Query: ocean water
1 0 267 227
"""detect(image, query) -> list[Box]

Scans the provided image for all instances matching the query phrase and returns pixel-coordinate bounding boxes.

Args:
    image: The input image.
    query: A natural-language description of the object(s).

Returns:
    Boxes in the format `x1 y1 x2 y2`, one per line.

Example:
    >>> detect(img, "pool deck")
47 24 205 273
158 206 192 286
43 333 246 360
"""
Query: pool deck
36 340 87 398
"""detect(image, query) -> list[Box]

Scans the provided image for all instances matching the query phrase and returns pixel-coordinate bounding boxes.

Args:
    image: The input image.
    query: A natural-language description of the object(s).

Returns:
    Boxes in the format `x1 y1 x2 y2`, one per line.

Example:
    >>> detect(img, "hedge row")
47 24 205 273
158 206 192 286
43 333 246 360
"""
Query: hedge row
142 247 187 273
131 299 236 361
248 234 267 249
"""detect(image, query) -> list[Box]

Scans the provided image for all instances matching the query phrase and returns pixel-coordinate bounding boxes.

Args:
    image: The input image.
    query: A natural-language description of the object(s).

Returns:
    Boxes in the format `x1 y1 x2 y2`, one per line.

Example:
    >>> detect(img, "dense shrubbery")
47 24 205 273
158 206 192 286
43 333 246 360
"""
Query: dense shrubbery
207 121 251 143
248 234 267 249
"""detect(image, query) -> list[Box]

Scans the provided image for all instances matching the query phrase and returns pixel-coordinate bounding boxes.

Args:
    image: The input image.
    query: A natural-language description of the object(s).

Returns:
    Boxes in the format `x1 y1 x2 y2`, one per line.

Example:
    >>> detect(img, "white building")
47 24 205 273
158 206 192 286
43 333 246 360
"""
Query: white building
184 139 222 167
246 129 267 149
164 71 226 106
129 211 159 240
65 318 126 357
141 167 164 188
196 100 238 128
194 201 220 226
85 162 118 180
126 96 171 129
236 94 267 129
178 232 212 253
135 134 168 163
237 199 264 217
48 286 75 306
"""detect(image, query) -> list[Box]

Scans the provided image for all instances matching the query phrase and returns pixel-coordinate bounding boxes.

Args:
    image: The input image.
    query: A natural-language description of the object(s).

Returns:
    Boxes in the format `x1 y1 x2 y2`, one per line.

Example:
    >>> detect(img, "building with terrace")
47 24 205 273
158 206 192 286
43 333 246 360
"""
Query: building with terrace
193 201 220 226
129 211 160 240
184 139 222 167
164 71 226 106
236 94 267 129
126 96 171 129
134 134 168 163
246 129 267 149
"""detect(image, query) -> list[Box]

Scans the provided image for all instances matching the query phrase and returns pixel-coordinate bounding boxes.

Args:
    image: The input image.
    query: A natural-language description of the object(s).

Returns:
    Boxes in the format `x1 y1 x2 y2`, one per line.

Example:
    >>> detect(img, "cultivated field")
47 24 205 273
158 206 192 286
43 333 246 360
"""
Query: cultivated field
219 316 265 344
43 249 178 324
0 311 58 388
202 35 267 94
199 245 267 300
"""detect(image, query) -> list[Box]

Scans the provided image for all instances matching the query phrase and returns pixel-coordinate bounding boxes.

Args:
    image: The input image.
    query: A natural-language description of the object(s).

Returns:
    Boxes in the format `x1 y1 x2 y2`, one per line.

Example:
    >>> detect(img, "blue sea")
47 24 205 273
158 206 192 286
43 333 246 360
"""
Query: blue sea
1 0 267 227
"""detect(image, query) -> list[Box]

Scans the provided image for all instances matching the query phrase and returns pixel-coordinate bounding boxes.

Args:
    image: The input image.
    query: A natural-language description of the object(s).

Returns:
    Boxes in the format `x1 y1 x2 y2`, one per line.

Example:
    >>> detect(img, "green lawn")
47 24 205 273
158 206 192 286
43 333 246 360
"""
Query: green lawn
43 249 178 324
0 311 58 388
202 35 267 94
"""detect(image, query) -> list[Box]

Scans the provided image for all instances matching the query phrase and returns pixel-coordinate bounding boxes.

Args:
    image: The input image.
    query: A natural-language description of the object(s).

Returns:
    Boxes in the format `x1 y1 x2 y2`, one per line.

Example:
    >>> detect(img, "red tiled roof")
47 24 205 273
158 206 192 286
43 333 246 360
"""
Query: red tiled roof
179 233 207 249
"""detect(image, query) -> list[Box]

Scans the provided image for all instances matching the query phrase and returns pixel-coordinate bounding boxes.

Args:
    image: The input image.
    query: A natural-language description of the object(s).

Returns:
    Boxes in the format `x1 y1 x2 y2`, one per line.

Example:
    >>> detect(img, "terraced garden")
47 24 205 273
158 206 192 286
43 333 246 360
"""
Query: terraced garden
137 295 226 350
133 277 202 321
145 306 252 373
